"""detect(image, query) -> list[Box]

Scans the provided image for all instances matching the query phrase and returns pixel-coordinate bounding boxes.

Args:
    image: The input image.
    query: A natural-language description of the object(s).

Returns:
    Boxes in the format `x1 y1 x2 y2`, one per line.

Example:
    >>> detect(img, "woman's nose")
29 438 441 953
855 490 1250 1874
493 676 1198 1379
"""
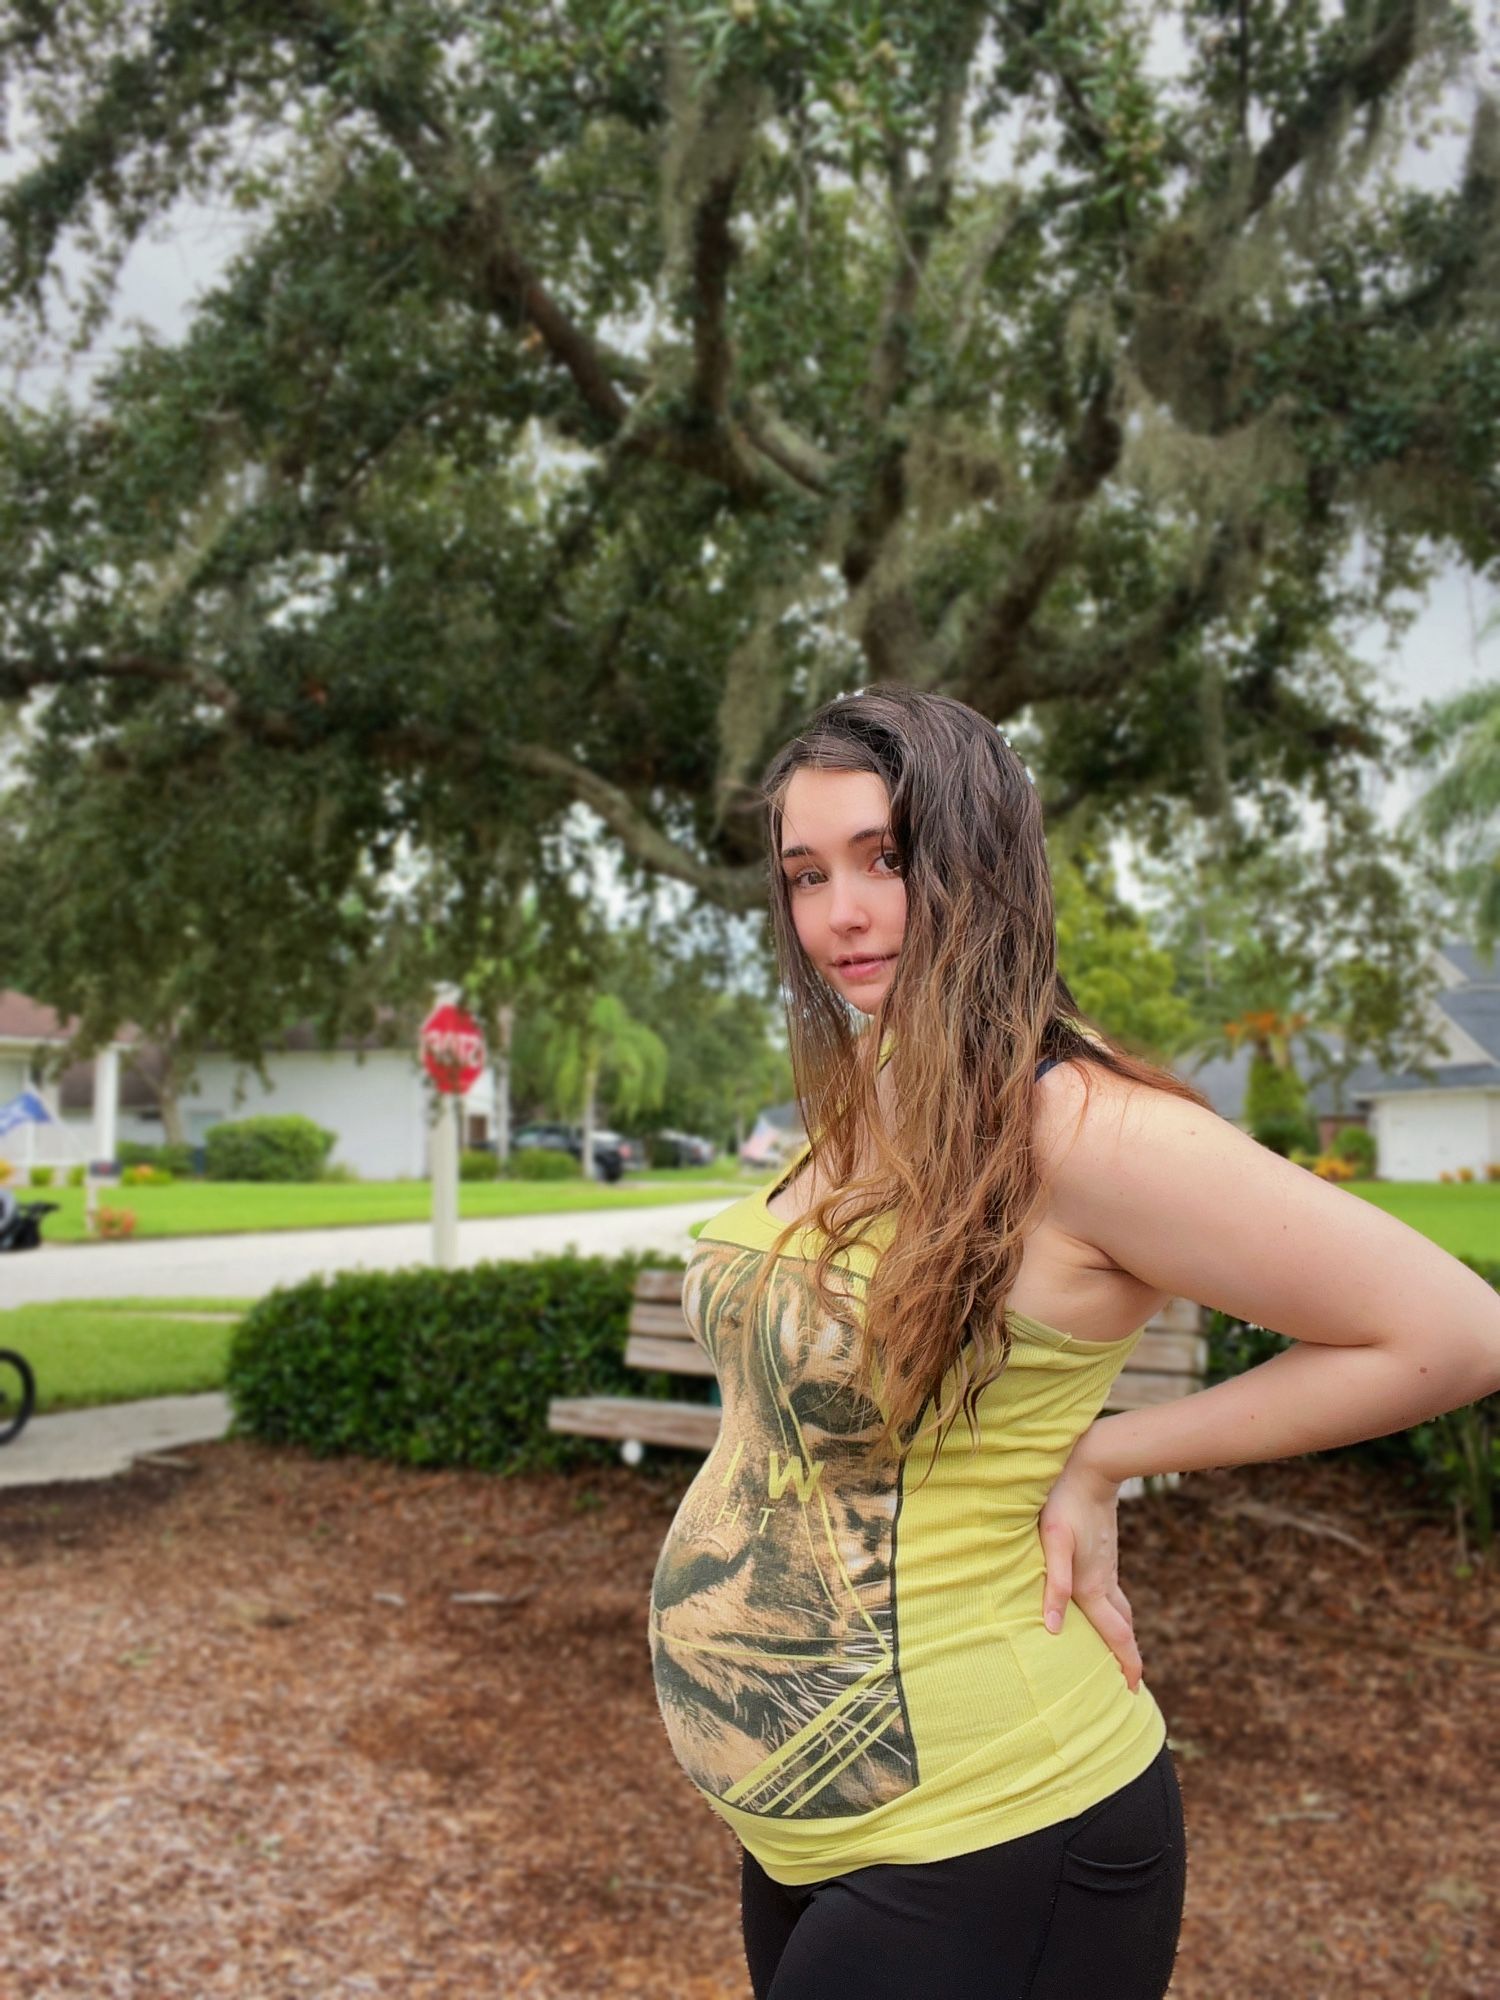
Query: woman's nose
826 872 870 930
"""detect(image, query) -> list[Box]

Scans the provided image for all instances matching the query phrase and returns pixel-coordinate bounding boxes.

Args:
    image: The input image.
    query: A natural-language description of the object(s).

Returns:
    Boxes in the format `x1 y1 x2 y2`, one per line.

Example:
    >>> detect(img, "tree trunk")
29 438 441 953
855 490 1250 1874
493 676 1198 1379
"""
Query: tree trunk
158 1081 187 1150
492 1001 514 1165
580 1057 599 1180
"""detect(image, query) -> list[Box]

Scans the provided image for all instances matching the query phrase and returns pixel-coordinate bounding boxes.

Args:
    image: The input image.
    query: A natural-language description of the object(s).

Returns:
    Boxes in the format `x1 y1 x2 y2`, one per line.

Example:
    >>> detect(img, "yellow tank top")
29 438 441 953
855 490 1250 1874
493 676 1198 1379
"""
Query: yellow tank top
648 1128 1167 1885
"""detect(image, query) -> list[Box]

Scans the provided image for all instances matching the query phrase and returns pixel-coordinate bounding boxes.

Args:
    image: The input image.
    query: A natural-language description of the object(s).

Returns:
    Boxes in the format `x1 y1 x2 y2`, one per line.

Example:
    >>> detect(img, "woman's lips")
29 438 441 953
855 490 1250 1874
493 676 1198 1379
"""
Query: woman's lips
835 954 895 980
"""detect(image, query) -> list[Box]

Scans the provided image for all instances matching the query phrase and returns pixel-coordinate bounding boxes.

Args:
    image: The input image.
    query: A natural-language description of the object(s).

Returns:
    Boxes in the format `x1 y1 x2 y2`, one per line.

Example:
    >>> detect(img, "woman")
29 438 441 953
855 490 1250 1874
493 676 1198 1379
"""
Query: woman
648 685 1500 2000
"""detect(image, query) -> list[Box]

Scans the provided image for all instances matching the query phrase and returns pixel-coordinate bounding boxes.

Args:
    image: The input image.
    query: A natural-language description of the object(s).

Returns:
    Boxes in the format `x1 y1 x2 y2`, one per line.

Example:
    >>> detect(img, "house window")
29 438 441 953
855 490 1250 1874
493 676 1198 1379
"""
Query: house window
466 1114 490 1147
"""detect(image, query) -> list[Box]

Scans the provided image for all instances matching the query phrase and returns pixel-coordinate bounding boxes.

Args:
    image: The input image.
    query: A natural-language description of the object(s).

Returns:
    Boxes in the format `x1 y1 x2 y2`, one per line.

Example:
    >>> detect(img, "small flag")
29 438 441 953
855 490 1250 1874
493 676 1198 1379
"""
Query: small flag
0 1090 54 1138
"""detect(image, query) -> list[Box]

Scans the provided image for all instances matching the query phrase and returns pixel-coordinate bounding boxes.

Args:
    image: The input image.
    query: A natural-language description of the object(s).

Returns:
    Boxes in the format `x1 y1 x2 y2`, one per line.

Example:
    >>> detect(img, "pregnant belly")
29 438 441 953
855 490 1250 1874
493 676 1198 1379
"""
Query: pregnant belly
648 1460 918 1819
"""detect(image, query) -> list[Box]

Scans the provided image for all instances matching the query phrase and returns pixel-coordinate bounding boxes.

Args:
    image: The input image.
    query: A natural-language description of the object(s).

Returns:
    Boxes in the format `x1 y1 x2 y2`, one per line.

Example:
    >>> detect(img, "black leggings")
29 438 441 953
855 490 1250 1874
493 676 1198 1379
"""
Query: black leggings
740 1742 1185 2000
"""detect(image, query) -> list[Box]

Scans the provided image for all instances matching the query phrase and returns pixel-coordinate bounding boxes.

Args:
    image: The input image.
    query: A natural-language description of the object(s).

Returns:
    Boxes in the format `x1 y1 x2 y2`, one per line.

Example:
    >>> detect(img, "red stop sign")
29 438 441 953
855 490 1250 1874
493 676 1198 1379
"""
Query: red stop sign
421 1002 486 1095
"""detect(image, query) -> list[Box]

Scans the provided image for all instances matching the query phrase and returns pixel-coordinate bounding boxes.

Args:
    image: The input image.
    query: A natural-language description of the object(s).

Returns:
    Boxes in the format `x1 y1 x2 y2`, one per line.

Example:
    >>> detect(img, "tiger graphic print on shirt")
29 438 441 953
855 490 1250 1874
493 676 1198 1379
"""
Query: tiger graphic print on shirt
649 1238 923 1820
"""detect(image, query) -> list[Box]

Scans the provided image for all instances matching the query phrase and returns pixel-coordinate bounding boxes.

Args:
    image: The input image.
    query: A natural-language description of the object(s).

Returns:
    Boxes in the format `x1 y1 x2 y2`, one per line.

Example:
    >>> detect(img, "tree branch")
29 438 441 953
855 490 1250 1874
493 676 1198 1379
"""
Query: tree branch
509 743 766 910
0 650 240 714
952 375 1124 708
1243 1 1421 223
1003 517 1247 710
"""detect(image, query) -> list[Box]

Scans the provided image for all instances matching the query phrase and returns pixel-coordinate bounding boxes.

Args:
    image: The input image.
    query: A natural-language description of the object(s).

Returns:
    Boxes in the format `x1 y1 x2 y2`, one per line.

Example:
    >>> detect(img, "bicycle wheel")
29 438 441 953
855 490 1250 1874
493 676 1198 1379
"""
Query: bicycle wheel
0 1348 36 1445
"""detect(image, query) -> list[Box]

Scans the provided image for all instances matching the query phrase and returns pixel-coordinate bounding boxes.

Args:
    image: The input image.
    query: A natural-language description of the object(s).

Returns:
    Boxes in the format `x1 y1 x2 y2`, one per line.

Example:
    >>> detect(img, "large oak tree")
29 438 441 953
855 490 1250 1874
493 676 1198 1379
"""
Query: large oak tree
1 0 1495 1059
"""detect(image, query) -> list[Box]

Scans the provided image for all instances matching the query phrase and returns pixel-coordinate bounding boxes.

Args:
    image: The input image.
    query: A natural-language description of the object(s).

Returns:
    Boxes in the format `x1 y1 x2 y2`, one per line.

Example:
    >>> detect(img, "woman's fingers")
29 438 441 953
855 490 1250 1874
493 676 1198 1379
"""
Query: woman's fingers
1079 1586 1143 1689
1041 1517 1073 1633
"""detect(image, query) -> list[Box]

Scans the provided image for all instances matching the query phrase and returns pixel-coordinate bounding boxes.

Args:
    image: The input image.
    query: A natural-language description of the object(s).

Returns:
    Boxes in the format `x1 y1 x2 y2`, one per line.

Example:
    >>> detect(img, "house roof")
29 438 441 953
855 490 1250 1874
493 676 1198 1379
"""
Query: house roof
1176 1037 1356 1124
1434 942 1500 988
1436 983 1500 1064
1345 939 1500 1098
0 990 140 1050
1345 1059 1500 1097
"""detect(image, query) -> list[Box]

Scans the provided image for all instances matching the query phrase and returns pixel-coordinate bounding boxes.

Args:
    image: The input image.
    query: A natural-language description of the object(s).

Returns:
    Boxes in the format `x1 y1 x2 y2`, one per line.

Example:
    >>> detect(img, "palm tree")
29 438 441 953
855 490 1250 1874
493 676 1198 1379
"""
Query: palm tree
1405 671 1500 958
544 992 668 1178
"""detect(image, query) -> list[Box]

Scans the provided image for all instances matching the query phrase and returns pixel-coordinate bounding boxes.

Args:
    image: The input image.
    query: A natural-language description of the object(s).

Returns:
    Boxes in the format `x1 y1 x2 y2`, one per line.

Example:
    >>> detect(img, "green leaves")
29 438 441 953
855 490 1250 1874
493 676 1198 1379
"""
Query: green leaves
0 0 1492 1076
225 1249 695 1472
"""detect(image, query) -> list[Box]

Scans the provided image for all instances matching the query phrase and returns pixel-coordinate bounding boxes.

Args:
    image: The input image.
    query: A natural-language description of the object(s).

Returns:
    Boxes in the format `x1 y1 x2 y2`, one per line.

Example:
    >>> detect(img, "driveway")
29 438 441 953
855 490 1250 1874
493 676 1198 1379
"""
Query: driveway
1 1199 728 1307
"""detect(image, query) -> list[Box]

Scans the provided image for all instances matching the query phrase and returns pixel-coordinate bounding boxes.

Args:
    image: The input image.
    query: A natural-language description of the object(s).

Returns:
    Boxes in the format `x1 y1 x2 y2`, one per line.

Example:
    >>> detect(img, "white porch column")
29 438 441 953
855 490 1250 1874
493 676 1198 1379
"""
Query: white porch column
94 1044 120 1165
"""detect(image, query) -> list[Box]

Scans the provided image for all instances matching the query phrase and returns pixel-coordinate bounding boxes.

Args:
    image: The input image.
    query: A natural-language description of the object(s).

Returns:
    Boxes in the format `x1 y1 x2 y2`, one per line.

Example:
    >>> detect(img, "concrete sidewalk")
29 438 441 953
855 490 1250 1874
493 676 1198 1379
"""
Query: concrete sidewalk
0 1197 728 1307
0 1393 232 1491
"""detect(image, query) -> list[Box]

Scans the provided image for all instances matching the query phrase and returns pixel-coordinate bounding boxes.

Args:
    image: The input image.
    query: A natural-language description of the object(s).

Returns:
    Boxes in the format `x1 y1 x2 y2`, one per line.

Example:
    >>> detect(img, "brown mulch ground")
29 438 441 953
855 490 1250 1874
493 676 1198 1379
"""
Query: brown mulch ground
1 1442 1495 2000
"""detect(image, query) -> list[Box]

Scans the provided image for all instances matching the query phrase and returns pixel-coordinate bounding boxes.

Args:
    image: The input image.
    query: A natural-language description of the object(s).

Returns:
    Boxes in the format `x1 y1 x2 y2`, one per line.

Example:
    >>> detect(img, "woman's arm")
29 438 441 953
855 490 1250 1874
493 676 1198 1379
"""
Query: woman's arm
1030 1064 1500 1688
1039 1063 1500 1486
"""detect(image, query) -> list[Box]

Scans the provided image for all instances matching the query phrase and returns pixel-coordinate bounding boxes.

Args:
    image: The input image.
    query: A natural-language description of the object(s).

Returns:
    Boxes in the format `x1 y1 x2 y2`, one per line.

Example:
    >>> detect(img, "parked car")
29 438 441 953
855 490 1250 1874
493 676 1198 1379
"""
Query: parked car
654 1128 719 1167
594 1129 646 1174
510 1123 638 1182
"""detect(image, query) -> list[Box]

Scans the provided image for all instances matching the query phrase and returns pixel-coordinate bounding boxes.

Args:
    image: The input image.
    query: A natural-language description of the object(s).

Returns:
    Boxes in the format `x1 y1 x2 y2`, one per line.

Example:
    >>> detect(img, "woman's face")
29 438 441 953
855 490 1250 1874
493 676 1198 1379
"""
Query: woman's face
778 767 906 1016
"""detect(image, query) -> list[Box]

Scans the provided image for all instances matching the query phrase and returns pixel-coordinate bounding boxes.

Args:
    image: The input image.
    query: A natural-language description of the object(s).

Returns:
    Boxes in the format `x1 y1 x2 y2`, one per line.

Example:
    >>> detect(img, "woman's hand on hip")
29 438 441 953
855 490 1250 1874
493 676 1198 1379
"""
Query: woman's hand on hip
1037 1446 1143 1692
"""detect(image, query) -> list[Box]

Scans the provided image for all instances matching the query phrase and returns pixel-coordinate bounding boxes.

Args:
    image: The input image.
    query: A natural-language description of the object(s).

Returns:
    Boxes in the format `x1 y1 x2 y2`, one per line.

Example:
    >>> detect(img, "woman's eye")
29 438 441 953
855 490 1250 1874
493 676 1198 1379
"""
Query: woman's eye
878 851 903 874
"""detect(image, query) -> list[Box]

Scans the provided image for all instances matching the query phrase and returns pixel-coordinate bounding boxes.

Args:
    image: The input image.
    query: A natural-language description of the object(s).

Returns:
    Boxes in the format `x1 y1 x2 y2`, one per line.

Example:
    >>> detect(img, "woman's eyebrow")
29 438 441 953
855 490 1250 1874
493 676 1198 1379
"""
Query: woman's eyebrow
780 826 890 863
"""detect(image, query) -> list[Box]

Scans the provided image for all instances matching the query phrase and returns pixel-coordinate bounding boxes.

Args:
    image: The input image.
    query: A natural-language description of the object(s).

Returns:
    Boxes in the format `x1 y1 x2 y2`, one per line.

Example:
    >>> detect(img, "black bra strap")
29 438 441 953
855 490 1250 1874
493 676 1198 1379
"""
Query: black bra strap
1034 1055 1061 1080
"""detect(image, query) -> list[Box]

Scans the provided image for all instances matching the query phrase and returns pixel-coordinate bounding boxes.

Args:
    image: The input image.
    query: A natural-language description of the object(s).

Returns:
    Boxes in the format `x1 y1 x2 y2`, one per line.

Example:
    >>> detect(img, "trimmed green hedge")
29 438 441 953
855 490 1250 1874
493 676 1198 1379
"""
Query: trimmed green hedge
505 1146 580 1181
118 1140 197 1177
1208 1256 1500 1557
225 1250 694 1473
205 1114 335 1183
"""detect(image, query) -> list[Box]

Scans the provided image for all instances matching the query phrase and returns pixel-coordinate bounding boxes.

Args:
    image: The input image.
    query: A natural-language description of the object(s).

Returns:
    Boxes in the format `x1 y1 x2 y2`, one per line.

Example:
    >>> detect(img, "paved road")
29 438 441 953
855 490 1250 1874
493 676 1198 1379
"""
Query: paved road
0 1198 731 1307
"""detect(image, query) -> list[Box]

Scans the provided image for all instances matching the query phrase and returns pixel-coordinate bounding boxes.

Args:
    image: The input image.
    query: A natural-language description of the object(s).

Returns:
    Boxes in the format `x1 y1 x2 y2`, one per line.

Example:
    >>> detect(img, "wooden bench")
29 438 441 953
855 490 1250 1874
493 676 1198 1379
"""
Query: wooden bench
547 1270 1206 1496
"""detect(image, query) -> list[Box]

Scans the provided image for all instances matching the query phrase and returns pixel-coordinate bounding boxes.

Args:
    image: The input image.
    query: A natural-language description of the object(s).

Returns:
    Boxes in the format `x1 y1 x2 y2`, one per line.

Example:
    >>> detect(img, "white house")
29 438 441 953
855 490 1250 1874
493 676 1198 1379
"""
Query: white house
0 991 131 1173
2 992 495 1181
1344 942 1500 1181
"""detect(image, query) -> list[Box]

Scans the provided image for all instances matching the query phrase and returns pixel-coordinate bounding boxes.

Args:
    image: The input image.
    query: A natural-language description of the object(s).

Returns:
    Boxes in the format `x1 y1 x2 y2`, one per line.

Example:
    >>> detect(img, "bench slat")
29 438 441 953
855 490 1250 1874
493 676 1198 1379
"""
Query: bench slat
548 1395 720 1451
629 1301 694 1338
626 1334 716 1377
633 1269 689 1304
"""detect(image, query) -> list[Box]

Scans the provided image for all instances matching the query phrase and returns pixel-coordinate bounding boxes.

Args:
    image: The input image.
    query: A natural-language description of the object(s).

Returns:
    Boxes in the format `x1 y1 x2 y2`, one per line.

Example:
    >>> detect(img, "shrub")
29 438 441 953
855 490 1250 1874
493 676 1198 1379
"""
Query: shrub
0 1159 11 1184
121 1163 174 1187
225 1250 694 1474
318 1161 360 1184
29 1166 55 1188
1310 1154 1357 1182
1456 1165 1476 1183
117 1140 197 1177
95 1206 137 1239
66 1163 86 1188
460 1148 500 1182
1245 1055 1319 1158
204 1115 335 1183
1254 1111 1320 1159
505 1146 580 1181
1208 1254 1500 1562
1488 1163 1500 1182
1331 1125 1376 1177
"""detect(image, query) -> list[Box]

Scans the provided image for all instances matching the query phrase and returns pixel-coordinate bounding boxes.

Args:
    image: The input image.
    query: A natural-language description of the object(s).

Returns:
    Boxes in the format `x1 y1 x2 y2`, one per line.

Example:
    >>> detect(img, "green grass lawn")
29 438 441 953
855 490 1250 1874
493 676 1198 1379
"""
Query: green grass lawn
1349 1181 1499 1262
0 1298 253 1414
18 1167 756 1244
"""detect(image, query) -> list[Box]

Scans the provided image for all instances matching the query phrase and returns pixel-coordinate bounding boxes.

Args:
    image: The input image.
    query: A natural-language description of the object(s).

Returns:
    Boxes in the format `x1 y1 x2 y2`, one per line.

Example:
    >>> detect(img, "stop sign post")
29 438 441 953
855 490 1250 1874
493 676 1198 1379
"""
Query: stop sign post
421 997 485 1269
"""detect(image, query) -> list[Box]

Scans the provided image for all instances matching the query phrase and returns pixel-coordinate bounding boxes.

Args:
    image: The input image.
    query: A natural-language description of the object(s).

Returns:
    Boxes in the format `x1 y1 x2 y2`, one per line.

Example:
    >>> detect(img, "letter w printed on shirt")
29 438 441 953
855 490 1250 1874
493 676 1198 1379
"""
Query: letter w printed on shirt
767 1448 825 1504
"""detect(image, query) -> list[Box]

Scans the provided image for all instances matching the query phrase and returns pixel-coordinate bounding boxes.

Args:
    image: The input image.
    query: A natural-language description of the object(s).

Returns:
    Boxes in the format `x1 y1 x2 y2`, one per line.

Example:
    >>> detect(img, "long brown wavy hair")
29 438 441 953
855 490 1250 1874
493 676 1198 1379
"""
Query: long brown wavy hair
743 683 1213 1482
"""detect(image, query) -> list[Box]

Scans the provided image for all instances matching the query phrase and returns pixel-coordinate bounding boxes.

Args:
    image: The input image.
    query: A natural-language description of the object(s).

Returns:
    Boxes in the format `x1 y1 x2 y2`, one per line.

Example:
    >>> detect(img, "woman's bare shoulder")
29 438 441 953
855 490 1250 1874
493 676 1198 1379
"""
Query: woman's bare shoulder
1031 1053 1164 1172
1030 1052 1498 1351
